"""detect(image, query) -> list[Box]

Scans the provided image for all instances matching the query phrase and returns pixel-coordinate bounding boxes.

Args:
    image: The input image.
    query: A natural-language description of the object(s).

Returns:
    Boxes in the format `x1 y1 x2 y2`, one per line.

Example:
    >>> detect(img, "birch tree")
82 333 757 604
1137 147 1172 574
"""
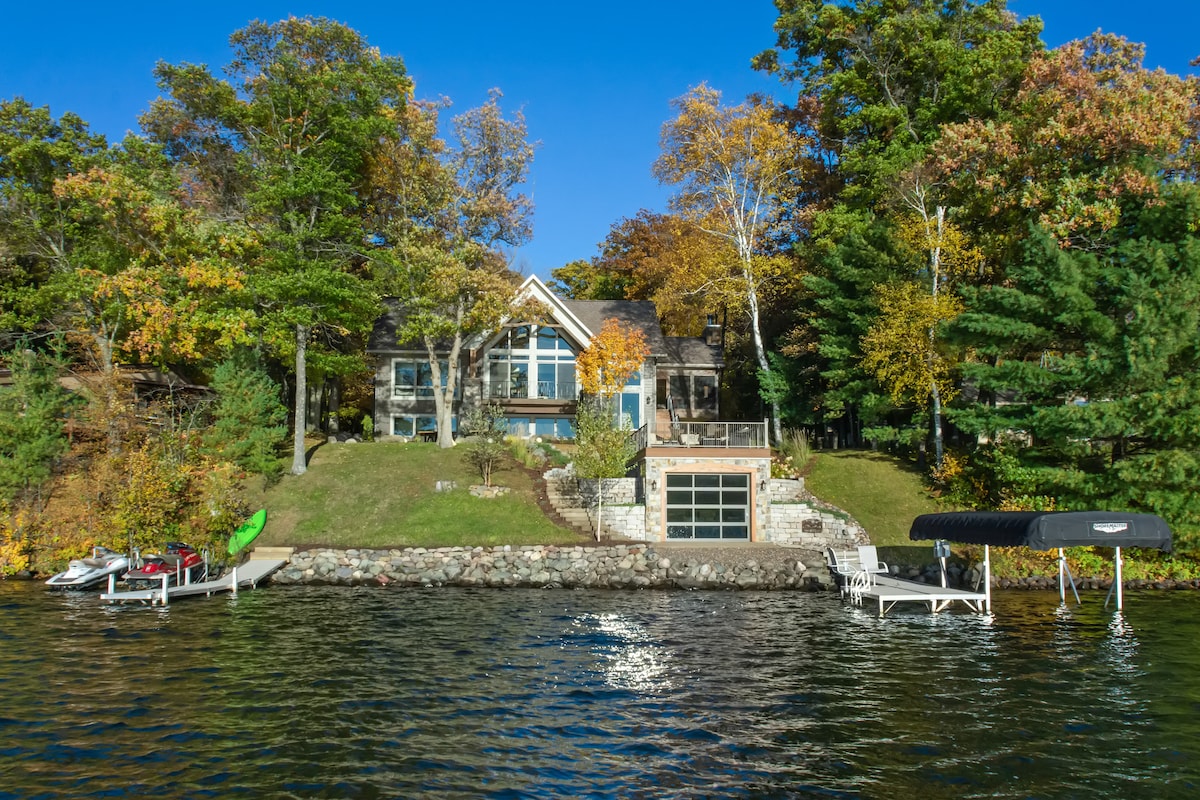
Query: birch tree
372 91 535 448
653 85 803 445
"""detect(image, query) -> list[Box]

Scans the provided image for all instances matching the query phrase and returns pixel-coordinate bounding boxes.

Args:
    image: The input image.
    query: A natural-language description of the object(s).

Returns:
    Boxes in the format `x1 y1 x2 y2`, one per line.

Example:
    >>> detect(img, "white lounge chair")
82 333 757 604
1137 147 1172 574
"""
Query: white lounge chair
825 547 863 598
857 545 889 584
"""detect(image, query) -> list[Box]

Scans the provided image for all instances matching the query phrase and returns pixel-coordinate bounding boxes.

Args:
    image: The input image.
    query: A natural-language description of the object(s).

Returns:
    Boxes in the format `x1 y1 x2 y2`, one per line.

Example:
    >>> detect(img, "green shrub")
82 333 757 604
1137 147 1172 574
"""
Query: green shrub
461 403 508 486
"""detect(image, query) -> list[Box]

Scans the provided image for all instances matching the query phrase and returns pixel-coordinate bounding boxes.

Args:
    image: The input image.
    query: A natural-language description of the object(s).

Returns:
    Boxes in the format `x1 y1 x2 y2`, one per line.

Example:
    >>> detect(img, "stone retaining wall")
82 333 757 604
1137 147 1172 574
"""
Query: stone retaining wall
268 546 1200 594
270 544 826 590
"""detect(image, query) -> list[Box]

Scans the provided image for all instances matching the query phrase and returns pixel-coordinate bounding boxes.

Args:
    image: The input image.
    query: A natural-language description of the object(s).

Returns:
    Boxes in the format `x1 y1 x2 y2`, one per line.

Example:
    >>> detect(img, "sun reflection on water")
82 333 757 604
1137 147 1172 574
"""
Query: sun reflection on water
573 612 674 692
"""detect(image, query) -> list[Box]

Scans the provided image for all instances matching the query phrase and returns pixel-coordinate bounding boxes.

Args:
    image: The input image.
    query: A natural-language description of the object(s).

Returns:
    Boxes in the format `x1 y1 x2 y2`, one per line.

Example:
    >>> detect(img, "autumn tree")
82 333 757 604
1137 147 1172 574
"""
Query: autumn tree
576 318 650 406
371 91 535 448
654 85 805 445
757 0 1041 448
548 258 629 302
574 318 650 483
933 33 1200 253
552 210 736 337
860 211 982 465
929 33 1200 536
145 17 410 474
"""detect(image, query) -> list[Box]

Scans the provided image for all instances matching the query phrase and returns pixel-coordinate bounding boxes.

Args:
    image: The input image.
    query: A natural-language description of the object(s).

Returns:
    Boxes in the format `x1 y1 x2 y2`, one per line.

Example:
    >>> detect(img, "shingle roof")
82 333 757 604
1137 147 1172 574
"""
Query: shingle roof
661 337 724 369
559 298 669 356
366 299 456 353
370 295 675 356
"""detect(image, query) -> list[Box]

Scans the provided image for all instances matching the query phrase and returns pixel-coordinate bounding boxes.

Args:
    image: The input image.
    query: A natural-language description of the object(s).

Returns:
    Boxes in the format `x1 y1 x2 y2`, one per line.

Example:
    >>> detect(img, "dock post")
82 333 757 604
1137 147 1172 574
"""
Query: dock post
231 564 239 597
984 545 992 613
108 572 116 594
1115 546 1123 611
160 573 169 606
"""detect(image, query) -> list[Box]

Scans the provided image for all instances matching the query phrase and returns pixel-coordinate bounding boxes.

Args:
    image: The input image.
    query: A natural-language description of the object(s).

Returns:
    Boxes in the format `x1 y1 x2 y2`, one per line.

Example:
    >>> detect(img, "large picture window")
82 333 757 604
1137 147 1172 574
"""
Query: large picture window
487 325 578 400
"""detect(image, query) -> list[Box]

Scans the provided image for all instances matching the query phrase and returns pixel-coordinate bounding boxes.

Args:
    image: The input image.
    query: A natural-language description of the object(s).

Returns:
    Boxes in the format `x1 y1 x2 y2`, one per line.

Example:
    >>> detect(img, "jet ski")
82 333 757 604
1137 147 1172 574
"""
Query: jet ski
122 542 209 588
45 546 131 590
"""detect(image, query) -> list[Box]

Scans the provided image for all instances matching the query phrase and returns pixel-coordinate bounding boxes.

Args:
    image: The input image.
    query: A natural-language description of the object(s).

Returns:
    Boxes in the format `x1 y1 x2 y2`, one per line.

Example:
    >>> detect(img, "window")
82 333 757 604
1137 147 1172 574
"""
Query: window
488 325 578 400
620 392 640 429
392 415 453 437
694 376 718 412
393 359 453 398
668 375 690 415
511 416 575 440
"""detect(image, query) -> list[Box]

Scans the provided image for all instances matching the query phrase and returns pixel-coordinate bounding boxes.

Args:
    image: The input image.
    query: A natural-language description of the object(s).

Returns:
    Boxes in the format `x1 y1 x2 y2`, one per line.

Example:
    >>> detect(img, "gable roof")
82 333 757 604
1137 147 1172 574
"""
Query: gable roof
560 298 669 356
369 274 678 358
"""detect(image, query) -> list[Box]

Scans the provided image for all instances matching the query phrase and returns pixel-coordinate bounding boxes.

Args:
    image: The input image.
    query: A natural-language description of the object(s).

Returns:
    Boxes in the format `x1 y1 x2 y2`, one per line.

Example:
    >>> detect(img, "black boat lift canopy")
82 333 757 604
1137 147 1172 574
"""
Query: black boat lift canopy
908 511 1172 612
909 511 1172 553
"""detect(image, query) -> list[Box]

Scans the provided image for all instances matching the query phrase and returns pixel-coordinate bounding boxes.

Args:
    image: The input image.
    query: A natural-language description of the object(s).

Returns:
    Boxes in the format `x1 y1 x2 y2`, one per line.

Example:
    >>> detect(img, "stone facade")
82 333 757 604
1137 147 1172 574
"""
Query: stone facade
642 453 773 540
547 468 868 551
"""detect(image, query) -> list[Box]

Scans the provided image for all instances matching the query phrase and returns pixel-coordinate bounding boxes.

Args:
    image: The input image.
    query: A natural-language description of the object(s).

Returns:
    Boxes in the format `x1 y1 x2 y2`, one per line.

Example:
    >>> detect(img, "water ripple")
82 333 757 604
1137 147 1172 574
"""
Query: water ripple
2 583 1199 797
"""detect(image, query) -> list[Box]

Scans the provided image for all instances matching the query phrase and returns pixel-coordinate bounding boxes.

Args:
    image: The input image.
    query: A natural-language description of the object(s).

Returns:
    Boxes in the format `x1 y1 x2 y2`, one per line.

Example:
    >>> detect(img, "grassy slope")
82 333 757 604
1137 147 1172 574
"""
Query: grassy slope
803 449 943 565
246 442 585 550
249 444 941 554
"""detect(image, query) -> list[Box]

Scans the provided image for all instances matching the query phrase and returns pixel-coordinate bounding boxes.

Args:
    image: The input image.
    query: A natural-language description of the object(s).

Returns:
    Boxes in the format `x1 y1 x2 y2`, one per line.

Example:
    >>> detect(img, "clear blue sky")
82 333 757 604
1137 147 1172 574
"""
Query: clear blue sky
2 1 1197 279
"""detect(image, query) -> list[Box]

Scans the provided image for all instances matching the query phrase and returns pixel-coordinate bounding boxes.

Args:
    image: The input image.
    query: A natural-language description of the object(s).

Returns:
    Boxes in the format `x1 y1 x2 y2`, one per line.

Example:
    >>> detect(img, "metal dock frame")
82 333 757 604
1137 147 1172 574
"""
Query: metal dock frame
100 550 291 606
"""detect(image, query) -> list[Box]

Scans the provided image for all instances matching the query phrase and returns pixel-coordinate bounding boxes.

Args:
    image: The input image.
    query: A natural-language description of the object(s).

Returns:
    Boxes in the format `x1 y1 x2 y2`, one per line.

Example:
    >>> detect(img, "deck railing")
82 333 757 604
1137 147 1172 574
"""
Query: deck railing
488 381 578 401
633 420 769 451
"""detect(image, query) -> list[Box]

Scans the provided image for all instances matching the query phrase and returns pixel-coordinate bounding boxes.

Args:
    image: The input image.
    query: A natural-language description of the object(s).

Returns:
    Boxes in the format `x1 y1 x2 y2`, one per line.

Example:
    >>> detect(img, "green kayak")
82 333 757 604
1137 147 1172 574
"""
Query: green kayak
227 509 267 556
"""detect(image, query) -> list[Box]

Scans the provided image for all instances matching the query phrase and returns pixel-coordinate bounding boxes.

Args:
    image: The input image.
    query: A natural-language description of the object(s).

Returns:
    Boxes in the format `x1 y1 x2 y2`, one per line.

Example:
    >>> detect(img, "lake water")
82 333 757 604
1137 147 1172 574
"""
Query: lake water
1 582 1198 799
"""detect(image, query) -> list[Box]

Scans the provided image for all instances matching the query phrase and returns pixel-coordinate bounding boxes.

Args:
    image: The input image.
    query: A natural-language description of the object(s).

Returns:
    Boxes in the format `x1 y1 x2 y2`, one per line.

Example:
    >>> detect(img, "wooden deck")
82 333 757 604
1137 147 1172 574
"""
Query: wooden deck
100 557 287 606
853 574 989 617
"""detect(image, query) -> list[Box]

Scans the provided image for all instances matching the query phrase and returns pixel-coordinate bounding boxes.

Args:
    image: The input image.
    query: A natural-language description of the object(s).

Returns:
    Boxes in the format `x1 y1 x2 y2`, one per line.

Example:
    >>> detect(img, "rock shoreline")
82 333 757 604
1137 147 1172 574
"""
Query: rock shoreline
267 544 1200 592
270 543 828 590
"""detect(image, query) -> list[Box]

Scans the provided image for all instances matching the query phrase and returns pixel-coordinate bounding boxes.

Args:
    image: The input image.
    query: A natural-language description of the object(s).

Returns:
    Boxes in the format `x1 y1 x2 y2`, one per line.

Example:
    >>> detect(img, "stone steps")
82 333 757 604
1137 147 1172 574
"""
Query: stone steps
543 474 624 540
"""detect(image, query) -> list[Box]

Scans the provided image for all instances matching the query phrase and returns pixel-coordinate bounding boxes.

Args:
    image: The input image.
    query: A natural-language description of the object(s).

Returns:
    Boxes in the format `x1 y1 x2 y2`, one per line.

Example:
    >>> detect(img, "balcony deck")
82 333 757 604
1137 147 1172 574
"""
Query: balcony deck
634 420 769 452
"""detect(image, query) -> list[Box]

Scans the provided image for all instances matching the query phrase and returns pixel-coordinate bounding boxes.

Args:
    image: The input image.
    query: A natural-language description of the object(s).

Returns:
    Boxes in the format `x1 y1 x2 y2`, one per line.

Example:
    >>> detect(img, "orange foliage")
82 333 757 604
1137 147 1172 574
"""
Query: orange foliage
934 33 1199 246
576 319 650 399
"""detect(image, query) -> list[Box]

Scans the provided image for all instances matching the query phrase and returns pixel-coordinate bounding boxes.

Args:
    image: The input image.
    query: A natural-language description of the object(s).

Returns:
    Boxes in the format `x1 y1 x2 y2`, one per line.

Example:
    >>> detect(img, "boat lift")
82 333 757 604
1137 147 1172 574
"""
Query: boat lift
100 552 289 606
910 511 1172 612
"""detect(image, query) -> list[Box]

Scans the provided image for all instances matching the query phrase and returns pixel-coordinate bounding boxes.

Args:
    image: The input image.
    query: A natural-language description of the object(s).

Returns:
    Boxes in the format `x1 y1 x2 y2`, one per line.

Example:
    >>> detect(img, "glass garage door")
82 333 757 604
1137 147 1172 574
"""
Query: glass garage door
665 473 750 540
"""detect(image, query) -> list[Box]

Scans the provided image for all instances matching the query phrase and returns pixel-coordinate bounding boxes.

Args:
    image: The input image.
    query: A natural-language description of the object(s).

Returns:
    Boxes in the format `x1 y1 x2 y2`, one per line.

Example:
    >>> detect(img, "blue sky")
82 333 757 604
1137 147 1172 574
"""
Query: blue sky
2 1 1197 279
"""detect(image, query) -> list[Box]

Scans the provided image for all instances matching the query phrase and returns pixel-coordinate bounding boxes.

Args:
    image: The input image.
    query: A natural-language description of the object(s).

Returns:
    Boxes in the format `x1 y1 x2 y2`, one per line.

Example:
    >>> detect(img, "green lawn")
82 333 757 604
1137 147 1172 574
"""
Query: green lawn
803 449 943 563
246 441 585 550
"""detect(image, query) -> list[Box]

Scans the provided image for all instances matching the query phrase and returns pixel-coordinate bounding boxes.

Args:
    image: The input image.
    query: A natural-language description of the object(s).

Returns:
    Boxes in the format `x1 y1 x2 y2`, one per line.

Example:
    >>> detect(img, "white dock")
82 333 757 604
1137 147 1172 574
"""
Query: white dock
855 575 989 617
100 554 288 606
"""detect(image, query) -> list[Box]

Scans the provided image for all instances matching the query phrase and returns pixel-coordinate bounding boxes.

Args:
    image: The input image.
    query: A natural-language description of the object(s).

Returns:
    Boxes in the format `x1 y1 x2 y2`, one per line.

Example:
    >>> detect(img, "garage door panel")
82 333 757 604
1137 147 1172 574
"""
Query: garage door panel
663 472 750 541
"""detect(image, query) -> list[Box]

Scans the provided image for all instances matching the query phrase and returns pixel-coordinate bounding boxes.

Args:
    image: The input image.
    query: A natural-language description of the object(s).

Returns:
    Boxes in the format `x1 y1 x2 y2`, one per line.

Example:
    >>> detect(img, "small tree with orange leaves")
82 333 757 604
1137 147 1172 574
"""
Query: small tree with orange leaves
573 319 650 485
576 319 650 404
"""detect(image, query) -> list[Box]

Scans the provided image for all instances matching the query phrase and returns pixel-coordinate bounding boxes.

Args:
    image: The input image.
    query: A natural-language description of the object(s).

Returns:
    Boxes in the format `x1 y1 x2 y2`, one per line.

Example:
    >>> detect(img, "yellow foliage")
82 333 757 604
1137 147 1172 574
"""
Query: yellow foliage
861 282 962 406
0 503 32 575
576 319 650 399
893 212 984 280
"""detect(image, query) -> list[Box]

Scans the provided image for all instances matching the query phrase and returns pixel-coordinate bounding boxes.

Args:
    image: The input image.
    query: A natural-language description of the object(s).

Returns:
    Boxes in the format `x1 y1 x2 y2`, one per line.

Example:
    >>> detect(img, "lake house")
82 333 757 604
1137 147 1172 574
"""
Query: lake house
368 275 782 542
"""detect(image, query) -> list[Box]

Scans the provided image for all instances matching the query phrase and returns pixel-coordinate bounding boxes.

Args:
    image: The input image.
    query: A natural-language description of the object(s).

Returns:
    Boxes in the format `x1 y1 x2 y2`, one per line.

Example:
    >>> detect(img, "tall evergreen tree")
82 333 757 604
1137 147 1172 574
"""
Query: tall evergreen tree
144 17 411 474
950 187 1200 541
757 0 1042 447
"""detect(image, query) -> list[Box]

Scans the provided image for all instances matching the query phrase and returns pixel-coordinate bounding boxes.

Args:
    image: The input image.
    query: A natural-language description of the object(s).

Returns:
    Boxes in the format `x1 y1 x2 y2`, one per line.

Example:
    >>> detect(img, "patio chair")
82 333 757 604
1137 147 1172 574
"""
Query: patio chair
825 547 863 599
857 545 889 584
